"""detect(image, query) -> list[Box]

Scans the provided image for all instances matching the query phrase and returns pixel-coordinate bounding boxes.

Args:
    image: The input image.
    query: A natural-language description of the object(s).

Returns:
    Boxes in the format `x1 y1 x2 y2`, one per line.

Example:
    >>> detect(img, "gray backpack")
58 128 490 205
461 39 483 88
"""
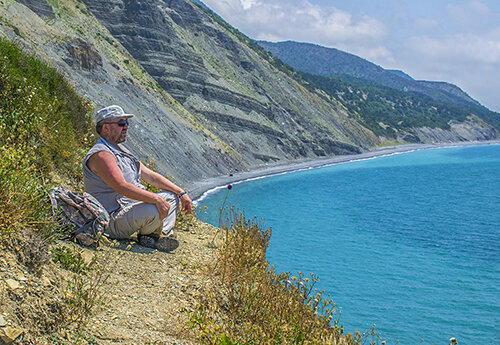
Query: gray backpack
49 186 109 247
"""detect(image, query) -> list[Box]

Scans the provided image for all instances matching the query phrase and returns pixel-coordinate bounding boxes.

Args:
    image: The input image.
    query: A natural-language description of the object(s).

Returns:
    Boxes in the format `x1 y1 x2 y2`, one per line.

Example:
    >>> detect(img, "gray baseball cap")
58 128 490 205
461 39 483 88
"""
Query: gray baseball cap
95 105 134 124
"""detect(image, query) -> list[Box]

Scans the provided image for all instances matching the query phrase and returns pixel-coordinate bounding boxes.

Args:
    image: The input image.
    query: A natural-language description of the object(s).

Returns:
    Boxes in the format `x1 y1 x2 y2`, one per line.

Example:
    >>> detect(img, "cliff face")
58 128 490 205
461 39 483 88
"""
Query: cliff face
409 117 500 144
79 0 376 157
15 0 54 19
1 0 377 189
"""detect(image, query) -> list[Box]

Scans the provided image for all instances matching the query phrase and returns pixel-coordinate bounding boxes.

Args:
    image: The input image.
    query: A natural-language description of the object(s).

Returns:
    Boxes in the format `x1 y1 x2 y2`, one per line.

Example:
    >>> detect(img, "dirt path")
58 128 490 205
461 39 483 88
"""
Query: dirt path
0 218 220 344
87 219 219 344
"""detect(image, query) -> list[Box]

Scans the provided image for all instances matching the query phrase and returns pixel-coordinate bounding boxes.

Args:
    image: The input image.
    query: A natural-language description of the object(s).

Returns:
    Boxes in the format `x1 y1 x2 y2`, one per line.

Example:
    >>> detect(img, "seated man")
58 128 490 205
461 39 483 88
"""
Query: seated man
83 105 192 252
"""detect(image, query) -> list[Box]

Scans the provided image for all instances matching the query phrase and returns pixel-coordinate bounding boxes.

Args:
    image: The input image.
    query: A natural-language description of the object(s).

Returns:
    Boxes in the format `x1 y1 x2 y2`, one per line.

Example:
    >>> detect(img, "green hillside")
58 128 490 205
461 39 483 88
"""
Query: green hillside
256 40 500 140
258 40 481 106
303 73 500 139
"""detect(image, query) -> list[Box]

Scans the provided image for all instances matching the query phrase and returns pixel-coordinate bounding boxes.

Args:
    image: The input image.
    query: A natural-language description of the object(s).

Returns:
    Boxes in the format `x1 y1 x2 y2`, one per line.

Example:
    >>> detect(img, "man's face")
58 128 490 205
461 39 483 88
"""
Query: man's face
102 117 129 144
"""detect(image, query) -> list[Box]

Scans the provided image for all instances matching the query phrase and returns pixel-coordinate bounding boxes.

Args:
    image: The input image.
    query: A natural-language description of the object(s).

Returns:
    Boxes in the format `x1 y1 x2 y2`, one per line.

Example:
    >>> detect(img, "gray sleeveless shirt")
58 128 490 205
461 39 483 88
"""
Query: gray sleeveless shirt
83 137 145 213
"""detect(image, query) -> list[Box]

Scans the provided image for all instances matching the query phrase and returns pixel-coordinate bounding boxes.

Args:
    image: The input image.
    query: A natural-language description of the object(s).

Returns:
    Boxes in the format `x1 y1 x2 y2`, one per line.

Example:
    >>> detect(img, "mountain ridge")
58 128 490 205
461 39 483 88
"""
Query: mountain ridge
257 40 481 107
257 40 499 142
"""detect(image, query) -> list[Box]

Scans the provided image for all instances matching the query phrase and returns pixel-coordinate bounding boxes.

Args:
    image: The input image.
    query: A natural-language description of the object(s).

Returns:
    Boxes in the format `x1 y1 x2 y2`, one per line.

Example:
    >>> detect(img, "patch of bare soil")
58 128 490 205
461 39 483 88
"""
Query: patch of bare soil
0 218 221 344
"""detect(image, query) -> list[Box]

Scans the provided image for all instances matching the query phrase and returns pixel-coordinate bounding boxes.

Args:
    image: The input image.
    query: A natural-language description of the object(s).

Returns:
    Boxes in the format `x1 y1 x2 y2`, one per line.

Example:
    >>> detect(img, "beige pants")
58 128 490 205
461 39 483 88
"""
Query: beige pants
106 191 179 239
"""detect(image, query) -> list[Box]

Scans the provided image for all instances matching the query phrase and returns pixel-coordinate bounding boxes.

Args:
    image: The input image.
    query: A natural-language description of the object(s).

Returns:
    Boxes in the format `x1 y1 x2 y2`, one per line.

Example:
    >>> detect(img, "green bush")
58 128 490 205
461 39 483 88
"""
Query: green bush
0 145 48 241
0 37 95 184
0 37 95 243
189 207 369 345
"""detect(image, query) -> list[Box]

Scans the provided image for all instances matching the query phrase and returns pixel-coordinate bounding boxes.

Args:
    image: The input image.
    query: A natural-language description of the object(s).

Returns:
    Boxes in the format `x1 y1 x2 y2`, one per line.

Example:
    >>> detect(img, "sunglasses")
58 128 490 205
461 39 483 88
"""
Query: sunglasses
104 119 129 127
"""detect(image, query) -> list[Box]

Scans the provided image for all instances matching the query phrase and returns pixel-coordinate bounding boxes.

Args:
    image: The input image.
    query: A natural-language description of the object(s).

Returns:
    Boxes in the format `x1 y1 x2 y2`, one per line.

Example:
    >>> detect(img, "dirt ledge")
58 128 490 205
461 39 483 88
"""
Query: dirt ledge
0 218 220 344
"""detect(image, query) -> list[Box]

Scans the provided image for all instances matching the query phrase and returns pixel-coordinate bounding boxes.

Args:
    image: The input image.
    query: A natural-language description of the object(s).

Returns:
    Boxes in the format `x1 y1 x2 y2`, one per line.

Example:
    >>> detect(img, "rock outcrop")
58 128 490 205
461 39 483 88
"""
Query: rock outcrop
78 0 377 160
409 117 500 143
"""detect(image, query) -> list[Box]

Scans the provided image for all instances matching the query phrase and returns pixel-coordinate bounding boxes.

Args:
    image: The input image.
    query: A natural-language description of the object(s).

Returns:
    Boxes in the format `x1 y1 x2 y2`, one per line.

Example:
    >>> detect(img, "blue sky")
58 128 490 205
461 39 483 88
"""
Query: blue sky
201 0 500 112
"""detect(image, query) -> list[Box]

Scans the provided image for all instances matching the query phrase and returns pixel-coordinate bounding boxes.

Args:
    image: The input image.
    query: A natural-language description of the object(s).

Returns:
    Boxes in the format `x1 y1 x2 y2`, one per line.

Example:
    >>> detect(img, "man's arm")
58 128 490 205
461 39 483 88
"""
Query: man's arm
140 163 193 213
86 151 172 219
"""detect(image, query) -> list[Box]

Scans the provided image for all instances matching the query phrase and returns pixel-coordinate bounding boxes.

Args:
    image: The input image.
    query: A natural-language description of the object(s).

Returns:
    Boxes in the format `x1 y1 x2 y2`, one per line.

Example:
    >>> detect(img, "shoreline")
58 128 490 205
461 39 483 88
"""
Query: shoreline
189 140 500 203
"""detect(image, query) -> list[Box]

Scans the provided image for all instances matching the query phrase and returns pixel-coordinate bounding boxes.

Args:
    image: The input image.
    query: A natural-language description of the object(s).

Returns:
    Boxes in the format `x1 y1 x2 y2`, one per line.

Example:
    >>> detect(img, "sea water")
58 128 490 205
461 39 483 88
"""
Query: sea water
197 144 500 345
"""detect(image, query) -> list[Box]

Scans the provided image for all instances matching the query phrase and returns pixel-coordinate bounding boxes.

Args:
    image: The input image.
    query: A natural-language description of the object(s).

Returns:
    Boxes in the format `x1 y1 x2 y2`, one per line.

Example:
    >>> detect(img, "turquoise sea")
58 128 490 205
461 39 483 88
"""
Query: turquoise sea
197 144 500 345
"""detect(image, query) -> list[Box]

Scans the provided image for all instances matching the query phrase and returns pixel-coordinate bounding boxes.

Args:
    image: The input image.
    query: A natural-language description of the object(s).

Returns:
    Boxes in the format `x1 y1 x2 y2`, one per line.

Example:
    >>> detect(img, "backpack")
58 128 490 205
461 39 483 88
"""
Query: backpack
48 186 110 247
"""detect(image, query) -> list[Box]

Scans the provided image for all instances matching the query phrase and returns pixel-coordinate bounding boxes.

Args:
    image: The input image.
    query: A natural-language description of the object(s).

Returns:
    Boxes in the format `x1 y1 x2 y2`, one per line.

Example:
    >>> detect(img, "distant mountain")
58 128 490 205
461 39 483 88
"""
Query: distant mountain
387 69 413 80
258 40 480 107
257 40 500 141
301 72 500 141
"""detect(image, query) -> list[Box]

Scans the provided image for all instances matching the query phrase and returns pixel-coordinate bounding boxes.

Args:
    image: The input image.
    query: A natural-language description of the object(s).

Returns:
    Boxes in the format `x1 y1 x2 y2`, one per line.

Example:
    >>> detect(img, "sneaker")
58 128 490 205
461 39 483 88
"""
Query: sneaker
138 235 179 252
155 236 179 252
138 234 156 249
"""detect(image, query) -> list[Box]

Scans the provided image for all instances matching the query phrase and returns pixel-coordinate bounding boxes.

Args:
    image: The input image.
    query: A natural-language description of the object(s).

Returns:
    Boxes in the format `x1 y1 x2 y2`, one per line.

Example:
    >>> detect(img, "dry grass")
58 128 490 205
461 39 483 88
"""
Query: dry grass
188 207 377 345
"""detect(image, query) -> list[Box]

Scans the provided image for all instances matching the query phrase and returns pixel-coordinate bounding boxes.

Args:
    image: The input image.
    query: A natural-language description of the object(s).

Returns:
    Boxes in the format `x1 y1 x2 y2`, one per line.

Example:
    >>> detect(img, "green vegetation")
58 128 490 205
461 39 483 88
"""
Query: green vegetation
0 36 94 244
0 37 105 342
52 246 92 274
0 37 95 183
301 73 500 138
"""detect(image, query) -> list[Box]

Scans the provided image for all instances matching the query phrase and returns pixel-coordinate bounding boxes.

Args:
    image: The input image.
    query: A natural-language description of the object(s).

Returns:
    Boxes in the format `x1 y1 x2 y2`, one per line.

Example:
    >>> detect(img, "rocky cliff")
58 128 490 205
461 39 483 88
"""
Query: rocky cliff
2 0 497 194
1 0 378 192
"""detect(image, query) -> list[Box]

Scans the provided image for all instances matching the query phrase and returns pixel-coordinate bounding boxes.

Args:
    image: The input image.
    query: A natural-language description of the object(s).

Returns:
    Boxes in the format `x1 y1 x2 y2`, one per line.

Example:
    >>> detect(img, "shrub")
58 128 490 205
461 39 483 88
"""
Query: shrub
0 37 117 343
0 37 95 244
0 37 95 185
0 145 53 249
189 207 365 344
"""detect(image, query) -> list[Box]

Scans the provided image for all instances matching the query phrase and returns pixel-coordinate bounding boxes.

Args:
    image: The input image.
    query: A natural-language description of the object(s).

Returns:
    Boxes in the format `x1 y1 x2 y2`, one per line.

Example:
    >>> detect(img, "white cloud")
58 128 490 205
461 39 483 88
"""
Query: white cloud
201 0 387 45
414 17 438 31
240 0 258 10
409 31 500 64
447 1 492 23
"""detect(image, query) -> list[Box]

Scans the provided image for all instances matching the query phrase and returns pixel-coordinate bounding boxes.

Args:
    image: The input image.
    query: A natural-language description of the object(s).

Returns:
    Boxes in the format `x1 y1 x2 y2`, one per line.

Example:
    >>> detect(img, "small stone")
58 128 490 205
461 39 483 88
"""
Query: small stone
80 249 94 265
0 326 24 344
5 279 19 290
0 316 7 327
41 277 52 287
15 274 27 281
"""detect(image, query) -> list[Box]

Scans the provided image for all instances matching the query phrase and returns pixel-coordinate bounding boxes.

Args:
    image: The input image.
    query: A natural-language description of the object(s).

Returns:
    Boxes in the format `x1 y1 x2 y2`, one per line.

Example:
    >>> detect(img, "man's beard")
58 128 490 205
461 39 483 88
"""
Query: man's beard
118 131 127 143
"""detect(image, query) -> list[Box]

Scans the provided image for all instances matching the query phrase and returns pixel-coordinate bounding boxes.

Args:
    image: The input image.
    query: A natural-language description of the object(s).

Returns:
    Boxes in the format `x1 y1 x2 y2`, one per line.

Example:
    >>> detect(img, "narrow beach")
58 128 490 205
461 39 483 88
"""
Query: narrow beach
190 140 500 202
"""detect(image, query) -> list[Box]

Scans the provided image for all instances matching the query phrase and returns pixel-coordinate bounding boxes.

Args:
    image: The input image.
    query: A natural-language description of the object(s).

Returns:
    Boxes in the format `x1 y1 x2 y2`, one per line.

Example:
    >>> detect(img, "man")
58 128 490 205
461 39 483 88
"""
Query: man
83 105 192 252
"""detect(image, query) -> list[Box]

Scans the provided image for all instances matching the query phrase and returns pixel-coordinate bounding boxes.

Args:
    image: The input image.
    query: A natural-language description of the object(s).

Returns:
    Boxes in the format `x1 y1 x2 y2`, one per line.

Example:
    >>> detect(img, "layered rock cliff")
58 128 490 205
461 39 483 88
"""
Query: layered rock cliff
1 0 378 190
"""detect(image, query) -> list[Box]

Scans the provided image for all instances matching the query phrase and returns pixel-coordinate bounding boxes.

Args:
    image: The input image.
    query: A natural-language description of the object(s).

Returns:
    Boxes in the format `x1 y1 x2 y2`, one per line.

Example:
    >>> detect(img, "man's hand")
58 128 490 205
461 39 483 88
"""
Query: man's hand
180 194 192 213
155 196 171 220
